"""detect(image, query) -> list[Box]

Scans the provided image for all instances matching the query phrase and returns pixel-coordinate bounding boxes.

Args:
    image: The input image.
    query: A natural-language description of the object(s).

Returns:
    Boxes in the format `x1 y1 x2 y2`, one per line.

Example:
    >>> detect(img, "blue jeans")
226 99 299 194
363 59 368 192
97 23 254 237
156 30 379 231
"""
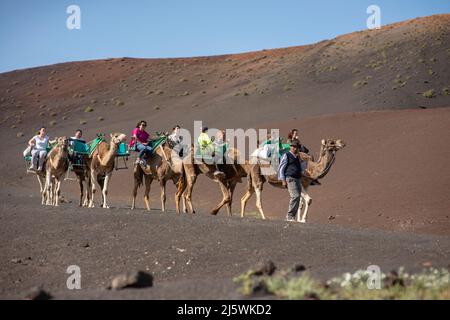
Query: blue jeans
136 143 153 159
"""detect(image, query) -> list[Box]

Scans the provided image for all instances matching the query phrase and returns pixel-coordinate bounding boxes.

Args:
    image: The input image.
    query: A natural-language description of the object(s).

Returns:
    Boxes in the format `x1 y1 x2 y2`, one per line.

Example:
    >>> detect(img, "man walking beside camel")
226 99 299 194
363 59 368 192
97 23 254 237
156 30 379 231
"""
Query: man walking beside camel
278 140 304 222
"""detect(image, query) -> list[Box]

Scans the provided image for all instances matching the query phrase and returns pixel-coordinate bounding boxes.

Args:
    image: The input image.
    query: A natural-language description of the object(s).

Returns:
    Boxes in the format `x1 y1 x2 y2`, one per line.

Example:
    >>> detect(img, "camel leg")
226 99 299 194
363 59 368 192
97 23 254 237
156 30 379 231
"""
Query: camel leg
254 187 266 220
83 174 91 207
131 175 139 210
77 174 84 207
101 173 111 208
184 175 196 214
226 181 237 217
52 178 58 206
300 192 312 223
36 174 44 194
45 173 53 206
297 194 304 223
210 181 231 216
175 178 186 214
240 188 254 218
37 174 46 205
89 170 96 208
240 176 254 218
160 179 166 212
182 194 187 213
55 178 63 207
144 176 152 211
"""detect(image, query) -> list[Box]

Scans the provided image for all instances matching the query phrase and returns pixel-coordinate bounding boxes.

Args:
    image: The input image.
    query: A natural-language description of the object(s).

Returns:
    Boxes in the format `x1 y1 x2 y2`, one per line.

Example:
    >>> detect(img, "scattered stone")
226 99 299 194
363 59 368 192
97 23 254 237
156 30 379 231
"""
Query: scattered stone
328 215 336 220
250 279 270 296
11 257 32 265
253 260 276 276
304 292 320 300
383 270 405 288
111 271 153 290
292 264 306 273
24 287 52 300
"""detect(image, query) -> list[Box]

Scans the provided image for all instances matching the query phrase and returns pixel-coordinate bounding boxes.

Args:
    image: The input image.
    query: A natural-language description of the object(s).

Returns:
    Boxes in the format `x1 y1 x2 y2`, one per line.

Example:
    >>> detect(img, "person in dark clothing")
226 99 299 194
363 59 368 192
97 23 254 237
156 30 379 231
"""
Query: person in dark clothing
287 128 320 185
278 139 304 222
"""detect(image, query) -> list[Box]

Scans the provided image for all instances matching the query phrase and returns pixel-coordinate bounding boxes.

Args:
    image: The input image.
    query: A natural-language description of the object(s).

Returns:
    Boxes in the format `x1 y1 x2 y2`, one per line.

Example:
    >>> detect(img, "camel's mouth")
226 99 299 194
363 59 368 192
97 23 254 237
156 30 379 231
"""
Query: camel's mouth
336 140 346 149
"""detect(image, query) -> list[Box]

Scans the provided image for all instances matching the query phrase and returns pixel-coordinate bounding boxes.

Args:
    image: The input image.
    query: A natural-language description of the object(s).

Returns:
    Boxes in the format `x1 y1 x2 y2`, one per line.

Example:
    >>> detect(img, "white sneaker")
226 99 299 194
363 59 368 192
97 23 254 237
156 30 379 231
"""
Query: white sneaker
37 167 43 171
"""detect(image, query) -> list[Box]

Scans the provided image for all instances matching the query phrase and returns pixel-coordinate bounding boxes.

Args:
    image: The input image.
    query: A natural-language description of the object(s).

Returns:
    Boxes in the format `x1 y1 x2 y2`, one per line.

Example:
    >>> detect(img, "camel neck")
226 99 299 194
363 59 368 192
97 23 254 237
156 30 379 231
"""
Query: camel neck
52 146 68 168
314 149 335 179
99 141 118 167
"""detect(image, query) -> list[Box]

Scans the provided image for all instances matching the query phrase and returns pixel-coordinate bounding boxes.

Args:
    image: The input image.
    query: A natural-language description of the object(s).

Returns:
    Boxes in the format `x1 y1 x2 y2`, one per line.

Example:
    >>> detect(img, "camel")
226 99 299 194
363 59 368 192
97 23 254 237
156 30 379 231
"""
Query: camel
131 139 185 213
44 137 70 206
241 139 346 223
181 145 249 216
87 133 127 208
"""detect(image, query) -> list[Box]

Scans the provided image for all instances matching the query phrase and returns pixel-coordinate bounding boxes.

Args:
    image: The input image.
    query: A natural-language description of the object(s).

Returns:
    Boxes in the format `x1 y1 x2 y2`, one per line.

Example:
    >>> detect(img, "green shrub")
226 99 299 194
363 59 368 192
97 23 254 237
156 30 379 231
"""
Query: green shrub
422 89 436 98
353 80 368 88
235 267 450 300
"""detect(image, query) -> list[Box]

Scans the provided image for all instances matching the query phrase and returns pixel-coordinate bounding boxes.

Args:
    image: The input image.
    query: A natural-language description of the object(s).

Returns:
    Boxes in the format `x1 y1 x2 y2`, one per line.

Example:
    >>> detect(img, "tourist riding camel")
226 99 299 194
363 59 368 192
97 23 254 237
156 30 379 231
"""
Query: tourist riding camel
130 121 153 166
69 129 90 207
27 127 56 172
181 142 248 216
131 136 185 213
197 126 225 178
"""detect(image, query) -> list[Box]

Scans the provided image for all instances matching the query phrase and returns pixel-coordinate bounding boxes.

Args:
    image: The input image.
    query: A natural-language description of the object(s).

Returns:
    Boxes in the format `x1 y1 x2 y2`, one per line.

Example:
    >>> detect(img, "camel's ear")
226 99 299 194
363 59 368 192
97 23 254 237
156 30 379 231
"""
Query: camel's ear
321 139 326 145
110 133 114 138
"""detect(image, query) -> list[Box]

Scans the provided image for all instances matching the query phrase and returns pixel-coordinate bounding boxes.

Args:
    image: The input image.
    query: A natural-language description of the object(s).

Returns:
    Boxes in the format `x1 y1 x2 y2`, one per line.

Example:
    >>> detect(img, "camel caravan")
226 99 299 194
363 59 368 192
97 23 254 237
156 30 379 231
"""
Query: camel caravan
23 123 346 223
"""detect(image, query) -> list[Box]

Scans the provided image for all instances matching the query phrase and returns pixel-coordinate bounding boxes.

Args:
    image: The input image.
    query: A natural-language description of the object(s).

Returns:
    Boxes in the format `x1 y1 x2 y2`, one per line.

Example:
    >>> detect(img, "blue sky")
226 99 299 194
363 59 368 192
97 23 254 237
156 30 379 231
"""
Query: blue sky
0 0 449 73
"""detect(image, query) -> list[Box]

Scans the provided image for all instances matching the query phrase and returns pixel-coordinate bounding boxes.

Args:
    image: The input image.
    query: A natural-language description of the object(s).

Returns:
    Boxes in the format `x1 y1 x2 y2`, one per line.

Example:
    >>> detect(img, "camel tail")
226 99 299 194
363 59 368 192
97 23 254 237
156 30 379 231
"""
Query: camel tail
134 165 144 188
97 174 105 189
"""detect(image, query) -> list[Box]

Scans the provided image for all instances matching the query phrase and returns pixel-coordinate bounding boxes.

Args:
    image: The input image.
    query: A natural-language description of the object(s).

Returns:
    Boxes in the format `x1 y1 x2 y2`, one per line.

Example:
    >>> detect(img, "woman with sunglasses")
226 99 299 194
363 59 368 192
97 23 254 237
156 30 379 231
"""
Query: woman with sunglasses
130 120 153 165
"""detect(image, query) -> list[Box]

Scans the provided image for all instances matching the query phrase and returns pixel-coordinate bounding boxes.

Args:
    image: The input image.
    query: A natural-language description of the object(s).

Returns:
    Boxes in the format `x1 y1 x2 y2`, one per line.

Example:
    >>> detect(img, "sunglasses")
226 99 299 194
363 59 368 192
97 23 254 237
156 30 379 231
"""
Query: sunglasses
141 123 147 127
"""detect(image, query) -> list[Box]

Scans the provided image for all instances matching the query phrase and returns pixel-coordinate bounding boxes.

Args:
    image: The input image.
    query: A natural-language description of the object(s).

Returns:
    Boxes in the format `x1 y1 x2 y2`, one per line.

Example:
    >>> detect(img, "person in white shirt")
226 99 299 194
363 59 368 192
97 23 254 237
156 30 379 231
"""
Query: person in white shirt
168 125 185 158
27 127 52 171
70 129 86 144
168 125 182 145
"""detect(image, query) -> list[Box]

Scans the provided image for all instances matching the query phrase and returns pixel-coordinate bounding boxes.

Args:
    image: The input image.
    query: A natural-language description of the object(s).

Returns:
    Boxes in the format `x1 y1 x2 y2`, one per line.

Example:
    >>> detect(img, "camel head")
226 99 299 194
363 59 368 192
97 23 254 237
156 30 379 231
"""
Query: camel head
56 136 69 152
110 132 127 145
320 139 346 154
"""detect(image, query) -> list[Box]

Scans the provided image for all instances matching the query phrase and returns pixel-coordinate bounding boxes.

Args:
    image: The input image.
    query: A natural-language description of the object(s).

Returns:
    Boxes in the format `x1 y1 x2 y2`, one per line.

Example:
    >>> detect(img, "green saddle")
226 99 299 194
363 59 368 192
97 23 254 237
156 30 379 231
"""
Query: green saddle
149 136 167 150
70 139 89 155
117 142 129 157
84 134 131 158
85 135 105 157
280 144 290 156
130 136 167 154
195 143 228 161
261 139 290 158
24 144 54 162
